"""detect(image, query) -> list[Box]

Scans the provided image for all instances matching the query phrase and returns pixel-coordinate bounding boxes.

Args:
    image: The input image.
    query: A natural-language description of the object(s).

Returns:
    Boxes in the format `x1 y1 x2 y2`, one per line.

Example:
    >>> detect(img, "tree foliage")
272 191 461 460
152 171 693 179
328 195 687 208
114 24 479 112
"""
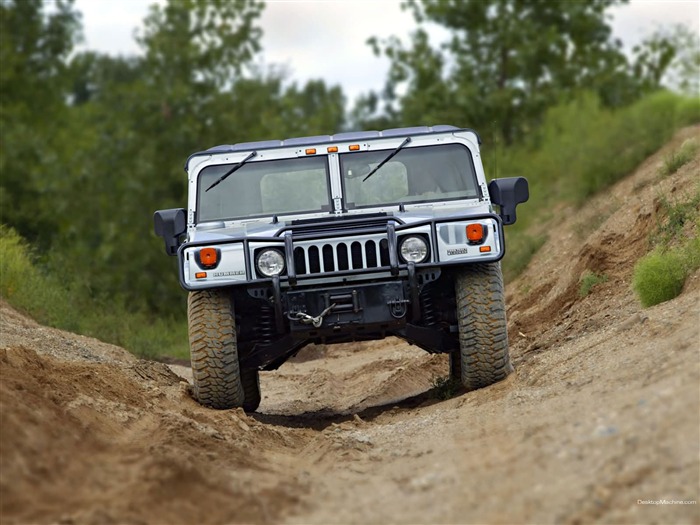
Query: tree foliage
0 0 695 336
359 0 687 143
1 0 346 319
0 0 82 240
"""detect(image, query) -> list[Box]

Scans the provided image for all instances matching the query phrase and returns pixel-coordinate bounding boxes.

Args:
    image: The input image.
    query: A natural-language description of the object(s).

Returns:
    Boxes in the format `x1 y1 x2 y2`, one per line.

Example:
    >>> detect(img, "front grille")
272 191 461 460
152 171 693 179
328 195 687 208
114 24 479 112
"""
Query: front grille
293 237 390 275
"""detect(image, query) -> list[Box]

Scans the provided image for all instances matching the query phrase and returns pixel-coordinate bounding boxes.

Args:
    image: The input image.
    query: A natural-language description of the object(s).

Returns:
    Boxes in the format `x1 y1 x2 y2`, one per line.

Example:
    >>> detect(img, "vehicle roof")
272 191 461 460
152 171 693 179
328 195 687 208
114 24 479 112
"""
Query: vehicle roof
185 125 480 171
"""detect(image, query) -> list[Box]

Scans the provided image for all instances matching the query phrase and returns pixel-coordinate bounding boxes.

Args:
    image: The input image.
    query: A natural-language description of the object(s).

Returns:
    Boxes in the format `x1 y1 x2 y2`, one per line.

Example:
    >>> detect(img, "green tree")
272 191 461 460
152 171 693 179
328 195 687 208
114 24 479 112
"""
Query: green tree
0 0 82 241
51 0 346 316
638 24 700 96
2 0 348 322
361 0 633 143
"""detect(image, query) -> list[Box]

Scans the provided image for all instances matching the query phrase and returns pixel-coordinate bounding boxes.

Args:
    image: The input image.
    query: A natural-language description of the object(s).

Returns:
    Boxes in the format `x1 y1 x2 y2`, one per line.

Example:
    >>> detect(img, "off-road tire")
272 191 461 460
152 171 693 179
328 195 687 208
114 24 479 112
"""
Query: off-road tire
453 263 513 390
241 369 261 412
188 289 245 409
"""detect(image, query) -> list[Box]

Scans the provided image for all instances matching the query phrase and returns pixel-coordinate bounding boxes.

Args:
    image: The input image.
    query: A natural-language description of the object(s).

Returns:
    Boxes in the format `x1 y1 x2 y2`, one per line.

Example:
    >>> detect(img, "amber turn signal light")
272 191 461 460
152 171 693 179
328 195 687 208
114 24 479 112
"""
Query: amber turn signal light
195 272 207 279
198 247 219 268
466 224 484 243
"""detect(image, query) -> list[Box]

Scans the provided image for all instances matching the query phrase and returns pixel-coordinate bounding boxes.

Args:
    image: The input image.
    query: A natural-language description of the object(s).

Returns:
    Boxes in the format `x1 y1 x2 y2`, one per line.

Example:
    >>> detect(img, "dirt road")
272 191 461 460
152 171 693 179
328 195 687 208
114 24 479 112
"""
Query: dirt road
1 128 699 524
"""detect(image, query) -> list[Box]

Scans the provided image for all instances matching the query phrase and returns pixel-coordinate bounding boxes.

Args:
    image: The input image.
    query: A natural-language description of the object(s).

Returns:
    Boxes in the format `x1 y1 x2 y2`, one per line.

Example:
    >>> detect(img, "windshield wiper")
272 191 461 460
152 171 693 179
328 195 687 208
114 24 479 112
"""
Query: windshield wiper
205 150 257 192
362 137 412 182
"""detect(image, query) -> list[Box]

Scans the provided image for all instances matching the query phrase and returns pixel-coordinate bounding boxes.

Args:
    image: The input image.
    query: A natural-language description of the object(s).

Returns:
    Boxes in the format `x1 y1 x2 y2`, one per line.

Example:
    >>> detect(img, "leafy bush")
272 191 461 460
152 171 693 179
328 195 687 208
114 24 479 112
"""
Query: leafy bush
0 226 80 329
0 226 189 360
632 249 688 307
634 179 700 308
495 91 699 281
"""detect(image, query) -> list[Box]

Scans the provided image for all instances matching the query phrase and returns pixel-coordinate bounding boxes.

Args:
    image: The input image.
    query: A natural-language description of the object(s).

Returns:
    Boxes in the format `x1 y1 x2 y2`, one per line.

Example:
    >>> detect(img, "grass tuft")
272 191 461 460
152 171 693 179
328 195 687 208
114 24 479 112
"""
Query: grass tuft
430 375 462 400
651 191 700 247
660 139 699 177
579 271 608 297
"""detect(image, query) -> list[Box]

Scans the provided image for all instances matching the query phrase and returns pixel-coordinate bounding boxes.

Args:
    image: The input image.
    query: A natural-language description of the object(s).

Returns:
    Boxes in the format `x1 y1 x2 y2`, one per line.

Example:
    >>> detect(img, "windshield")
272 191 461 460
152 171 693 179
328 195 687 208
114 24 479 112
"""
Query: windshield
197 156 331 221
340 143 479 209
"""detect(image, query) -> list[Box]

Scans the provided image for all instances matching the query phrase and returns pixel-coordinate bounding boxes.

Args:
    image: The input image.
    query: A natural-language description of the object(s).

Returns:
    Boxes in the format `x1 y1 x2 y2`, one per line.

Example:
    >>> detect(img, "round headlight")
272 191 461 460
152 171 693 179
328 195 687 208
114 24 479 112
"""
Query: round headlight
399 236 428 263
256 249 285 277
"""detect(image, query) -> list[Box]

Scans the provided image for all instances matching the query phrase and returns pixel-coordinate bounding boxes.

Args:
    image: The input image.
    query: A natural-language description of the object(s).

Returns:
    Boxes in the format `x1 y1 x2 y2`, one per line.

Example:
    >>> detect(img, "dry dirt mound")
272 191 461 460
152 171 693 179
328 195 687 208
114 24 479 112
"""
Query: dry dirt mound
0 318 307 525
1 127 699 524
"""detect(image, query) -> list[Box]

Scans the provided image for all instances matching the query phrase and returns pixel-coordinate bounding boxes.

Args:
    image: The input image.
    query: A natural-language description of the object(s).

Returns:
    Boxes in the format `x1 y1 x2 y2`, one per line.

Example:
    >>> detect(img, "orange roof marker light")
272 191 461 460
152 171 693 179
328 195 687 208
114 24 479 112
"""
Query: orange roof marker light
466 223 484 243
327 146 338 153
349 144 360 151
305 148 317 155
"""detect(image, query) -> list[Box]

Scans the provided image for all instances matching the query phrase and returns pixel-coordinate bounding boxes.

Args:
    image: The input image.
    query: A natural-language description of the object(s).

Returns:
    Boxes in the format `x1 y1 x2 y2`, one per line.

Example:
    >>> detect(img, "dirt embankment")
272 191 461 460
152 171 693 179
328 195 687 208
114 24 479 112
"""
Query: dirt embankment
1 127 699 524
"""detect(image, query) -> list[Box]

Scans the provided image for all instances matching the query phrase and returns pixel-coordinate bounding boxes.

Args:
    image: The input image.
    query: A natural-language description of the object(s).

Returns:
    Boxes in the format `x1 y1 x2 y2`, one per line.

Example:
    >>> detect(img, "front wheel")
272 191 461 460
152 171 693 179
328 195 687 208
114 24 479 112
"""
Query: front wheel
187 289 245 409
452 263 513 390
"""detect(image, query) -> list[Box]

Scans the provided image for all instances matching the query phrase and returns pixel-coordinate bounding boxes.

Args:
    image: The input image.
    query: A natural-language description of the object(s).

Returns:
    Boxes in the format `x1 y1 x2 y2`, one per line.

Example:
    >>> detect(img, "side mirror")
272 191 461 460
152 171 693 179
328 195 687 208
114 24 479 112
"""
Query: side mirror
154 208 187 256
488 177 529 225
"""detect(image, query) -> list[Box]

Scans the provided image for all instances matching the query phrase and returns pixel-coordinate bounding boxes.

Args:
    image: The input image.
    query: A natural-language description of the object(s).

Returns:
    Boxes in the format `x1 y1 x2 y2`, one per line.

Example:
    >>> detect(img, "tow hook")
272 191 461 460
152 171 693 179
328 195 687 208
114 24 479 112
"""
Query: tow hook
387 298 409 319
288 303 337 328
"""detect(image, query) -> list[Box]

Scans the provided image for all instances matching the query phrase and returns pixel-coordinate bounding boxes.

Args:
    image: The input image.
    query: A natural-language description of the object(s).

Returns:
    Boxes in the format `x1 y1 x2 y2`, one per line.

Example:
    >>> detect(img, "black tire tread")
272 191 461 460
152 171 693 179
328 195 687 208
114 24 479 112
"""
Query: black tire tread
187 289 245 409
454 263 513 390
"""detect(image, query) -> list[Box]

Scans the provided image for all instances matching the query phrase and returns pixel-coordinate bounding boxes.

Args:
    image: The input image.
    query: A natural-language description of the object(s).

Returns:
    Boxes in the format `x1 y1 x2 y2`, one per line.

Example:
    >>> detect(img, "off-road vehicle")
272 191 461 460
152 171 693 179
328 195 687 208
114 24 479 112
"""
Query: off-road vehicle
154 125 528 411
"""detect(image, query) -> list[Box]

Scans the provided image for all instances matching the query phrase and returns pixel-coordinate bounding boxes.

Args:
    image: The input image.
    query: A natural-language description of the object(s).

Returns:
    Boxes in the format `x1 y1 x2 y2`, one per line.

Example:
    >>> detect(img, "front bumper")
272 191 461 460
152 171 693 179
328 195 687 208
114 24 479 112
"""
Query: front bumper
177 213 505 291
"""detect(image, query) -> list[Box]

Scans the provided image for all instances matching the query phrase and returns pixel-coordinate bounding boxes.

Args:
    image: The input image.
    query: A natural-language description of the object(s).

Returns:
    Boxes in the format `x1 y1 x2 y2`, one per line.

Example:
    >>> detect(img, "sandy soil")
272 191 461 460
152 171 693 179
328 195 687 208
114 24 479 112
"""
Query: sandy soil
1 127 699 524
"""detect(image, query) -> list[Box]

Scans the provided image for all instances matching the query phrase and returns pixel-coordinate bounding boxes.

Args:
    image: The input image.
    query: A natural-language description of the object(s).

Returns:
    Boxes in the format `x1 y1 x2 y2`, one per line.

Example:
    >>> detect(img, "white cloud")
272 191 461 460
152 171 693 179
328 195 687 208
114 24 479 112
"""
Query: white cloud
609 0 700 52
257 0 417 99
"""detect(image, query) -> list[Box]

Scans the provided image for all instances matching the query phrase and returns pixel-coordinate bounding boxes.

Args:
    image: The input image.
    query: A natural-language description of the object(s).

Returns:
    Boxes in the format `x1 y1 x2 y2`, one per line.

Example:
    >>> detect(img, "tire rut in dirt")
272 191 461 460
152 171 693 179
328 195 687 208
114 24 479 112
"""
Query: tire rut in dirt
454 262 513 390
188 289 245 409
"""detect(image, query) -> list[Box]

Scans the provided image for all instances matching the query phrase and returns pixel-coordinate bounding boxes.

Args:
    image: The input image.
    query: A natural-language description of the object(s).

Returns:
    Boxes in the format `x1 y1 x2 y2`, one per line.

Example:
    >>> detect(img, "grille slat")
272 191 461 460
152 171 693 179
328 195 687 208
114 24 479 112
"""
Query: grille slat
293 235 390 276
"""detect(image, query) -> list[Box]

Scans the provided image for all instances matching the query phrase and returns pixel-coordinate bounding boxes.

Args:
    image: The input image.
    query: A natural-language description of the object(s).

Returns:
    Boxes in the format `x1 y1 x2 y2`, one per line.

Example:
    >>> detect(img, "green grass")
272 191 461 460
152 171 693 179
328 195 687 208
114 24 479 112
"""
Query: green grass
660 139 699 177
0 226 189 360
430 375 462 400
502 233 547 282
632 248 689 307
579 271 608 298
651 190 700 248
493 91 700 282
633 186 700 307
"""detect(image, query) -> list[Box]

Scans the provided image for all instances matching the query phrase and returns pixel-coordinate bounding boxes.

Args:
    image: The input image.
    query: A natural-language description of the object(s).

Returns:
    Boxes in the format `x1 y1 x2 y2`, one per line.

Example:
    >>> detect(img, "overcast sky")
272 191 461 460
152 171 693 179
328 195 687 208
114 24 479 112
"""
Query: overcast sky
73 0 700 104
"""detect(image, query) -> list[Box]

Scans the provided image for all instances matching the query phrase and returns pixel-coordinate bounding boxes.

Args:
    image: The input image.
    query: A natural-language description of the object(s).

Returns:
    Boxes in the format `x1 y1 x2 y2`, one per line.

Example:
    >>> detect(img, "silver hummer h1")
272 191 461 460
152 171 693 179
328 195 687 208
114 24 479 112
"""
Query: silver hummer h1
154 125 528 411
